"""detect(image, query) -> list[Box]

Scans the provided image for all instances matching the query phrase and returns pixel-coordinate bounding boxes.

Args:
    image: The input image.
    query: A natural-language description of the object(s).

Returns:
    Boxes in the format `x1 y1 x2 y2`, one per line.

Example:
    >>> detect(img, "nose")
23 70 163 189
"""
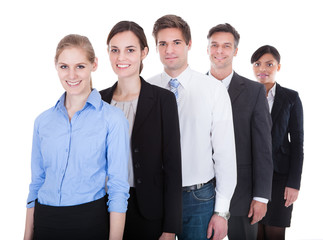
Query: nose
216 46 223 54
117 51 126 61
165 44 174 54
68 69 77 80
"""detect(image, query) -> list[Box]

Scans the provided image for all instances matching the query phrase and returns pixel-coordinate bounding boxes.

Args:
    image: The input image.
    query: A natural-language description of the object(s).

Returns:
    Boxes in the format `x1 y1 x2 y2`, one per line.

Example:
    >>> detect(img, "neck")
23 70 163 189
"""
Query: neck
265 82 275 96
65 90 91 120
210 65 232 81
164 64 188 78
114 76 141 102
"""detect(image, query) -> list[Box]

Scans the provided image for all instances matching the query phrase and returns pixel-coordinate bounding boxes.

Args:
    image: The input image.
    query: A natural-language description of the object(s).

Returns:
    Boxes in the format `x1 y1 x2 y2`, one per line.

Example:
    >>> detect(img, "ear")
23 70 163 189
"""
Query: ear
234 47 238 56
277 63 281 72
141 47 149 61
92 57 98 72
187 40 192 50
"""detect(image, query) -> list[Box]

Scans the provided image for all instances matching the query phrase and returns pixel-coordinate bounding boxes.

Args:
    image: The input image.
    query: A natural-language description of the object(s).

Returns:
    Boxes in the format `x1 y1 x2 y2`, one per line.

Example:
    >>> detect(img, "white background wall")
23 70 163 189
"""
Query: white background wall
1 0 322 239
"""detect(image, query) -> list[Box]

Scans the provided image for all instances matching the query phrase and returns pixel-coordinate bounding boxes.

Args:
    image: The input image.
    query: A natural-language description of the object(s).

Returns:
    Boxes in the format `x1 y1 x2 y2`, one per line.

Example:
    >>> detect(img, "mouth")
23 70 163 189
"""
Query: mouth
214 56 226 61
66 80 82 87
117 64 130 69
257 74 268 78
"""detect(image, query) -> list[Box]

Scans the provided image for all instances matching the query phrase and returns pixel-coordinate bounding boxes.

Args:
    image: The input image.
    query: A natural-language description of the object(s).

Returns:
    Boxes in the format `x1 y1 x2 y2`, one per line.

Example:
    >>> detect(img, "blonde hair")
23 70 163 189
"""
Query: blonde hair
55 34 96 88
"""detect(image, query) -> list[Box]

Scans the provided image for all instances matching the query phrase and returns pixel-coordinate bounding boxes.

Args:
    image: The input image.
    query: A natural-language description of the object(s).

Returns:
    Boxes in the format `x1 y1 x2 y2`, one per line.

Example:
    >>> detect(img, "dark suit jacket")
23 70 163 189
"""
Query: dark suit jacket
100 77 182 233
227 72 273 216
271 83 304 190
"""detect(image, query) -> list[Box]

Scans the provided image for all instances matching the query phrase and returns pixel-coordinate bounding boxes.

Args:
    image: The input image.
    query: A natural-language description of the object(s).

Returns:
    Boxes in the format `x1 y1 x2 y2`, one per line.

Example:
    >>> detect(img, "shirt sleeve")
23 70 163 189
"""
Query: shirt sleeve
106 111 130 213
211 83 237 212
26 118 45 208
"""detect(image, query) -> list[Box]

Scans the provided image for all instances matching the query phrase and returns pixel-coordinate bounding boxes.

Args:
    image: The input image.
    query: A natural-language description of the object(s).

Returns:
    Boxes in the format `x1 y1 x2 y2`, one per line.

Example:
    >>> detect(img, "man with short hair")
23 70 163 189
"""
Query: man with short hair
206 23 273 240
148 15 237 240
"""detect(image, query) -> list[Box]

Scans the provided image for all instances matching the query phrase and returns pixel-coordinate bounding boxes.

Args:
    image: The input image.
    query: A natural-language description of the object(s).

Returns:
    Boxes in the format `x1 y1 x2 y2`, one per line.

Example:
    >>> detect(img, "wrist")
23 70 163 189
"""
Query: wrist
214 211 230 220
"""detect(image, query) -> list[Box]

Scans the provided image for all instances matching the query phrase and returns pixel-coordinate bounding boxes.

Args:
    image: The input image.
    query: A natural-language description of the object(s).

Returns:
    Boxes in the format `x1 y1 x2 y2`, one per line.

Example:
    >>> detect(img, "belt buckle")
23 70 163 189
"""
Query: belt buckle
196 183 204 190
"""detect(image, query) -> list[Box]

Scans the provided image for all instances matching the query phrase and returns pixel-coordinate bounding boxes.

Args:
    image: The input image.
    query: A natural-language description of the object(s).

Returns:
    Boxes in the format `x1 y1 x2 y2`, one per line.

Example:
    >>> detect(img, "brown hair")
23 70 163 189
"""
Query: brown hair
152 14 191 45
107 21 149 74
207 23 240 49
55 34 96 64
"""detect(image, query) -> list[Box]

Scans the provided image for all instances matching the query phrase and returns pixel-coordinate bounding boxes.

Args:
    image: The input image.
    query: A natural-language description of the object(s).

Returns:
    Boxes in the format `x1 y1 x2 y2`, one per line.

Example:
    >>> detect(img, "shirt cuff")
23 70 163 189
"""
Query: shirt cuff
253 197 268 204
27 201 35 208
214 194 230 212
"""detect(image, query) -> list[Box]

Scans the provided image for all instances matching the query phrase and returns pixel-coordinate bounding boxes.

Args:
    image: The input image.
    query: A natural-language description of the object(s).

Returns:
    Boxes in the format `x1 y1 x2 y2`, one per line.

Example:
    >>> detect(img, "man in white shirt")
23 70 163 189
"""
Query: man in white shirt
148 14 237 240
206 23 273 240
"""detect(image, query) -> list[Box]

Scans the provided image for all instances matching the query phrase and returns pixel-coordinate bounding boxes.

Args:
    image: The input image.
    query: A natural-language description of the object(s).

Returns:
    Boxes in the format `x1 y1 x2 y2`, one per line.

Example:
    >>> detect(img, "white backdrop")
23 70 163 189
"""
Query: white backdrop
1 0 322 239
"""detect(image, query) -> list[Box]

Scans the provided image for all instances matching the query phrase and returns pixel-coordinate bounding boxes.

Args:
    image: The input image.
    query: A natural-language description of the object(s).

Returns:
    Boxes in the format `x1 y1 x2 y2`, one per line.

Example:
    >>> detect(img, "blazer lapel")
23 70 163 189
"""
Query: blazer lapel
132 77 155 136
228 72 245 103
103 82 117 104
271 83 284 124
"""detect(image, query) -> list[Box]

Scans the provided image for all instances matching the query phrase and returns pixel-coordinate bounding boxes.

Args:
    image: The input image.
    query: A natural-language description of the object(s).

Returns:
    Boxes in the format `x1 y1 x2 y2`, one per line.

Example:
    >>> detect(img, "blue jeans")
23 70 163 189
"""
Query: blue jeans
177 181 215 240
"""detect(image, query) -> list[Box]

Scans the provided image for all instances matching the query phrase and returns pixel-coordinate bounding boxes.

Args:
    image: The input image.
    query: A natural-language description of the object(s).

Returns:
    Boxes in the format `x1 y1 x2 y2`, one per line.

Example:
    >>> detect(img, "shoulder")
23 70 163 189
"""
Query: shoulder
147 73 164 86
278 83 299 100
233 72 264 90
34 106 56 126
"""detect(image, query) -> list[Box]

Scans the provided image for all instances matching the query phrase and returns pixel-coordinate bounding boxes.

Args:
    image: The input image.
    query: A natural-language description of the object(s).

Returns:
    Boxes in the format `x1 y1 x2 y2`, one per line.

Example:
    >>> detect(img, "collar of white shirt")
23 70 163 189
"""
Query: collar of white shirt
208 71 234 90
161 65 192 90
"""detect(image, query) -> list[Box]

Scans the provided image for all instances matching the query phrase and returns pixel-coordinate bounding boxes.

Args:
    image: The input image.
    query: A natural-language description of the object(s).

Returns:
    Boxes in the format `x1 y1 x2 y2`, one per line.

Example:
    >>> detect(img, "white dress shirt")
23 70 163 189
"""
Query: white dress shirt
209 71 269 204
148 66 237 212
267 83 276 113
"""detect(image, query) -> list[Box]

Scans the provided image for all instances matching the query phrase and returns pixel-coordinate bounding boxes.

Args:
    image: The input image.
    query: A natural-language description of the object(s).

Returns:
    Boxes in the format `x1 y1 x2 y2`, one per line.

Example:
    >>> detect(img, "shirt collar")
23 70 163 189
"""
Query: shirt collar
208 70 234 90
55 89 102 112
268 82 277 99
161 65 192 89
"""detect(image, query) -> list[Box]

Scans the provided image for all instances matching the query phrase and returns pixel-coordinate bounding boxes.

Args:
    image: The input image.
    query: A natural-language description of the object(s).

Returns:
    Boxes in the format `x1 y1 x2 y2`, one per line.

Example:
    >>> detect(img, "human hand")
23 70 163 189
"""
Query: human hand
248 200 267 225
159 232 175 240
284 187 299 207
206 214 228 240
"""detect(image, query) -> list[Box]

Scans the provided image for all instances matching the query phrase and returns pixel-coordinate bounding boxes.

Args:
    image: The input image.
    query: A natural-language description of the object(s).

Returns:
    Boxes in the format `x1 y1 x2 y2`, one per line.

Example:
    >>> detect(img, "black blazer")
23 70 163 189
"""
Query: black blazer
227 72 273 216
271 83 304 190
100 77 182 233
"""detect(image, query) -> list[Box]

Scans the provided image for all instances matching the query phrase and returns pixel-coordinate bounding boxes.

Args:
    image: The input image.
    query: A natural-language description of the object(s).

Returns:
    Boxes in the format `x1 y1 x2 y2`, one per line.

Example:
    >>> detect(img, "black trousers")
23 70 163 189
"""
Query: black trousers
122 187 163 240
228 215 258 240
33 196 108 240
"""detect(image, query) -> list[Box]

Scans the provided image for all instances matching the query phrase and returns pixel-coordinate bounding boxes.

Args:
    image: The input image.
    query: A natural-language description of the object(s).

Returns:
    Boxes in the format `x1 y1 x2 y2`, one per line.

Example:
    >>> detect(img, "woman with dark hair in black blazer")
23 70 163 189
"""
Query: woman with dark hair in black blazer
100 21 182 240
251 45 304 240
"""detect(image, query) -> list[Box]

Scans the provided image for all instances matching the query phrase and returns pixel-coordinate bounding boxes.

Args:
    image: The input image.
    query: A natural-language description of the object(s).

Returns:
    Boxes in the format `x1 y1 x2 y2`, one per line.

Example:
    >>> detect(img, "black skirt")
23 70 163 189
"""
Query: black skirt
33 196 108 240
260 173 293 228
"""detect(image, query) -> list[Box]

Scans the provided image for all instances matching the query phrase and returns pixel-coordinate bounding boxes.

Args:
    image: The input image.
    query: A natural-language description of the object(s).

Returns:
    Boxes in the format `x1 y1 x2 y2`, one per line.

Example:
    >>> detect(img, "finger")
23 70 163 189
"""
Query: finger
207 225 213 239
248 208 253 218
284 188 288 200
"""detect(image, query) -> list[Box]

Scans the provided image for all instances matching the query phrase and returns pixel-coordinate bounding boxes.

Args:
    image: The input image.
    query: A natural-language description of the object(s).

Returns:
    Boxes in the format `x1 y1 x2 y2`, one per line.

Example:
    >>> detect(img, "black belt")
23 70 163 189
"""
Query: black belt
182 177 215 192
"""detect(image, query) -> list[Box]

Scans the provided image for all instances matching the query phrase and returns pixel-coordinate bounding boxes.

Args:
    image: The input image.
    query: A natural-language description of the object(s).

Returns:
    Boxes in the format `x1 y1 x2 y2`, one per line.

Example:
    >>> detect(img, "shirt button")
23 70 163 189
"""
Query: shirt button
135 162 140 168
134 148 139 153
136 178 142 184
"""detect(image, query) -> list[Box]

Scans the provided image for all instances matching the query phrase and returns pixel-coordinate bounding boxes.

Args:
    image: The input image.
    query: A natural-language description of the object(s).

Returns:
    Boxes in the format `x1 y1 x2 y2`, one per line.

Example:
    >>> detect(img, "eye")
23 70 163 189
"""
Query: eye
77 65 85 69
267 63 273 67
127 49 135 53
174 41 181 45
159 42 166 47
60 65 68 69
110 48 118 53
254 63 260 67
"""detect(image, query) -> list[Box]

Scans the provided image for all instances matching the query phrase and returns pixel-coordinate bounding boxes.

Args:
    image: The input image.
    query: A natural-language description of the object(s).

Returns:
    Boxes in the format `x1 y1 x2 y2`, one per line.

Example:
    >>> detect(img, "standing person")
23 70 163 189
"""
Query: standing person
23 34 130 240
100 21 182 240
251 45 304 240
207 23 273 240
149 15 237 240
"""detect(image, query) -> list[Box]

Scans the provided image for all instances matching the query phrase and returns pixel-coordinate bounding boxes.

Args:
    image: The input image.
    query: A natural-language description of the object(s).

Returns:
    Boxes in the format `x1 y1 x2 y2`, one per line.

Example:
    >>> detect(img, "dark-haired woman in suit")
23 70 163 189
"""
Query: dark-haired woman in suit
251 45 304 240
100 21 182 240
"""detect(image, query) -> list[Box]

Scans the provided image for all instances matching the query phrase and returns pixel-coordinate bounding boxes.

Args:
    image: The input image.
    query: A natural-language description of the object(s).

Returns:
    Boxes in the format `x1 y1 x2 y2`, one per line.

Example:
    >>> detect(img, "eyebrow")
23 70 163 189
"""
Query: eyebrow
158 39 183 44
210 41 232 45
110 45 137 48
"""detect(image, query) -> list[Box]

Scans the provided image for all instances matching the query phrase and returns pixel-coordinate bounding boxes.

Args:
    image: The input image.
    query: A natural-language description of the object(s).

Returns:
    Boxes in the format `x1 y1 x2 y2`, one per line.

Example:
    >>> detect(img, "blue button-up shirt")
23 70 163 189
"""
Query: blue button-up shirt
27 89 130 213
